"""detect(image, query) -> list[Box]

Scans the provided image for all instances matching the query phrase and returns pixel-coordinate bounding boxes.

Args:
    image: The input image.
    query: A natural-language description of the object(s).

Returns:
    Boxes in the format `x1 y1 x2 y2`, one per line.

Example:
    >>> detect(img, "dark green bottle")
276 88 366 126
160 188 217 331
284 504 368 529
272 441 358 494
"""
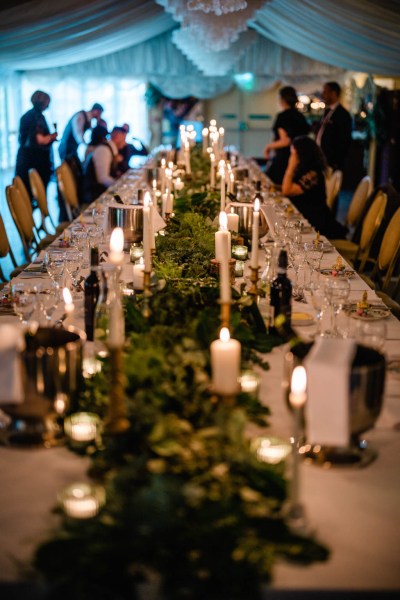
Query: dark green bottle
84 247 100 341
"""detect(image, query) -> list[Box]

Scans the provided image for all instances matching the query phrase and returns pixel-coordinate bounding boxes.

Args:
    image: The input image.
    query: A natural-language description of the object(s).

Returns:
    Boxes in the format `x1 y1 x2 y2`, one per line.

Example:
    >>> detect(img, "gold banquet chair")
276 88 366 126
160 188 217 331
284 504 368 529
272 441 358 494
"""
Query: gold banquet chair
0 212 28 282
325 169 343 210
331 190 387 272
6 185 55 261
56 162 80 221
344 175 372 233
28 169 69 235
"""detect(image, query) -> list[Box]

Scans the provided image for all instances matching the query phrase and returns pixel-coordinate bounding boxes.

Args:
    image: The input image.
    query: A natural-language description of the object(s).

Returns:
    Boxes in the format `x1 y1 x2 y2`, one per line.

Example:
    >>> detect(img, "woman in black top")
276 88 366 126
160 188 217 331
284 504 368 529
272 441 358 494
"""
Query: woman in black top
264 86 310 185
282 135 347 239
15 90 57 199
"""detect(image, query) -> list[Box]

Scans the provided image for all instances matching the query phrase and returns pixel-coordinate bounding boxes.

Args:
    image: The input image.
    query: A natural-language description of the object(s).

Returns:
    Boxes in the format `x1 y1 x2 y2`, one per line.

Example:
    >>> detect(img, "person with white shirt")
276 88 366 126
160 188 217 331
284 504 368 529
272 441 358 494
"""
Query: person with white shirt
83 126 127 203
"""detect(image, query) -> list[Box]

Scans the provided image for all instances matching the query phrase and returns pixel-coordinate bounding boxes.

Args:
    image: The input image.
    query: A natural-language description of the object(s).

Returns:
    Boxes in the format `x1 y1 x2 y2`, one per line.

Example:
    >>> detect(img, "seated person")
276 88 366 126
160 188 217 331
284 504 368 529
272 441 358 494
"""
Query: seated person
118 123 149 173
281 135 347 239
83 126 126 203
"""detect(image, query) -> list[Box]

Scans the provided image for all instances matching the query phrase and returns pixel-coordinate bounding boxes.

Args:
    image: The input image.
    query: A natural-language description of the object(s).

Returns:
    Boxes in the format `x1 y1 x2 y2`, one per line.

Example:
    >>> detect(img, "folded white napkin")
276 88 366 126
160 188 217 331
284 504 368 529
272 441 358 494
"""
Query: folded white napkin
0 324 25 405
260 205 278 240
304 337 356 447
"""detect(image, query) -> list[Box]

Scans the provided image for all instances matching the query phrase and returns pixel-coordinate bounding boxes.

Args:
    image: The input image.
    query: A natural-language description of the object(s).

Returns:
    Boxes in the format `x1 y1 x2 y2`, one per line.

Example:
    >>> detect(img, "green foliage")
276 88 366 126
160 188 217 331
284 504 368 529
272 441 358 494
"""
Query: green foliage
34 148 329 599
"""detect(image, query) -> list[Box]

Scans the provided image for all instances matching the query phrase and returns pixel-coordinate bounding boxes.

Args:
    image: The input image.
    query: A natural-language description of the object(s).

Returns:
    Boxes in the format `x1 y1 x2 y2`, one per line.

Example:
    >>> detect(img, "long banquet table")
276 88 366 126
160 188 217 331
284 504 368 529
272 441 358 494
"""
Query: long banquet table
0 162 400 596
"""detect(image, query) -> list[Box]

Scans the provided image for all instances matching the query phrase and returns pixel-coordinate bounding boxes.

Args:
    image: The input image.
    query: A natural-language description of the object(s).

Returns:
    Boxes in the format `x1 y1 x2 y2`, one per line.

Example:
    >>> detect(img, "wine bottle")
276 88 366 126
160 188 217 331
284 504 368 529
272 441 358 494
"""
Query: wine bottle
84 247 100 341
270 249 292 329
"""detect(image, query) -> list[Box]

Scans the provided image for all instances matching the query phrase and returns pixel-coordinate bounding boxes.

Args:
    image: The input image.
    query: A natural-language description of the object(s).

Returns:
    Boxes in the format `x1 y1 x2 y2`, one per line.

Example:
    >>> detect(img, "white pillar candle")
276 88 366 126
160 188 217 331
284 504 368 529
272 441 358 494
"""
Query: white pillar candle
62 287 75 316
226 208 239 233
133 257 145 290
210 153 216 188
160 158 166 195
212 132 219 160
108 298 125 349
219 168 226 211
211 327 241 395
109 227 124 265
215 211 231 262
289 366 307 408
184 141 191 175
251 198 260 269
229 172 235 194
218 127 225 154
143 193 152 269
202 127 209 153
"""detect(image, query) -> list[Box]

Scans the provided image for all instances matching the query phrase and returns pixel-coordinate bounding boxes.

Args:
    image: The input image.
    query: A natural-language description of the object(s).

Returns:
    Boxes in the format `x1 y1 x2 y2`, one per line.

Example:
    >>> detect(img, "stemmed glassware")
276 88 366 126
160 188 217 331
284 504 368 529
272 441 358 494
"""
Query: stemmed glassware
64 250 83 297
304 241 324 288
308 282 328 336
288 242 306 295
71 229 90 268
44 250 65 286
38 282 60 325
324 278 350 337
12 282 36 326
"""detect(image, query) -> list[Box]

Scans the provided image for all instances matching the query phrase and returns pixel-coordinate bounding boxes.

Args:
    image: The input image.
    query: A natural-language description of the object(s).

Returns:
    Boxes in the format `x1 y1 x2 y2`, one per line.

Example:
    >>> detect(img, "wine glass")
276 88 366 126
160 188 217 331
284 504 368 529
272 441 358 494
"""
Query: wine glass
92 206 105 227
38 282 60 325
44 250 65 286
64 250 83 297
355 321 387 353
12 282 37 326
308 282 328 336
288 242 305 295
324 278 350 337
71 229 90 268
304 241 324 288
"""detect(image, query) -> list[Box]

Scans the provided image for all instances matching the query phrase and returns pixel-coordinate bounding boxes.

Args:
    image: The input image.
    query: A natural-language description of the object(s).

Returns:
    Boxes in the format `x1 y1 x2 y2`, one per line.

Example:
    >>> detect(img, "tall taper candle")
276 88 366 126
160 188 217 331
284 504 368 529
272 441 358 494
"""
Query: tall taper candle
251 198 260 269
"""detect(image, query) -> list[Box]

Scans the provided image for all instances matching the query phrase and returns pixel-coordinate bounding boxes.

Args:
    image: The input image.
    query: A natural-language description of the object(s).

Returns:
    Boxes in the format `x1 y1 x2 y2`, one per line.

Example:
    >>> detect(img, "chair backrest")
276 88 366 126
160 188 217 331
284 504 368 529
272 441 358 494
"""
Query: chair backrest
6 184 36 259
375 207 400 292
357 191 387 271
0 212 10 258
13 175 32 212
56 162 79 213
29 168 49 217
346 176 372 228
326 170 343 209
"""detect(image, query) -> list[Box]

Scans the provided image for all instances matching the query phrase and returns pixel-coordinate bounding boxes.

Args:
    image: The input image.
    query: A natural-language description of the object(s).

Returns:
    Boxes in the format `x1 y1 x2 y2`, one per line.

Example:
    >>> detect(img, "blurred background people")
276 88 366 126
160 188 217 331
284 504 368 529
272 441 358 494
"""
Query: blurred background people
58 102 104 162
83 125 126 203
316 81 352 171
118 122 148 173
15 90 57 200
264 86 310 185
281 135 348 239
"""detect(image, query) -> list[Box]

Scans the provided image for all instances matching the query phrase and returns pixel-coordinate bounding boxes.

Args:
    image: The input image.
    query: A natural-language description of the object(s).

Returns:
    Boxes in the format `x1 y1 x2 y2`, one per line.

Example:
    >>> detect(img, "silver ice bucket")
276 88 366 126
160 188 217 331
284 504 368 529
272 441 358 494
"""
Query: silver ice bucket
108 204 143 247
226 202 268 241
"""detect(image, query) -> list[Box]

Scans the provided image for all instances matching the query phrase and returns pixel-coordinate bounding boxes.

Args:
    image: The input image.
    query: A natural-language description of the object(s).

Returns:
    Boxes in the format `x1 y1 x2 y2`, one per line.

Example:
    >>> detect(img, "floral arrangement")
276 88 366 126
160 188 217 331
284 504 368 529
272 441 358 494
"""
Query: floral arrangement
33 144 329 599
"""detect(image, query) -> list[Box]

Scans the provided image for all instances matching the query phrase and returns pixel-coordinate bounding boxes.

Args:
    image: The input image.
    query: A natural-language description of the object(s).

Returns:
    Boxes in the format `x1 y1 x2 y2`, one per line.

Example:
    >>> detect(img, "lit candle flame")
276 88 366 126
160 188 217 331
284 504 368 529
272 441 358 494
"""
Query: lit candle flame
110 227 124 254
219 211 228 231
254 198 260 212
220 327 230 343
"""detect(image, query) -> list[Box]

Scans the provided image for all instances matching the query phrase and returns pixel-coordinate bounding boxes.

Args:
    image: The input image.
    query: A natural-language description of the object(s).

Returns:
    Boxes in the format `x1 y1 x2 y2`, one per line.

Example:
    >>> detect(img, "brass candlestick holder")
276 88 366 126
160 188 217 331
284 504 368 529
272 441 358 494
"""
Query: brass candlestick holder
104 347 130 435
164 212 171 223
247 266 260 297
219 300 231 329
142 270 152 318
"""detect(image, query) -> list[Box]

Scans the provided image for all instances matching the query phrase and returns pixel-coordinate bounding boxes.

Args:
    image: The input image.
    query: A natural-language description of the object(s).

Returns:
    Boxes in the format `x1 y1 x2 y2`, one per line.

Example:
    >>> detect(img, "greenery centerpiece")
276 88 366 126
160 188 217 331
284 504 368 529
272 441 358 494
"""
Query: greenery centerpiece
33 144 329 599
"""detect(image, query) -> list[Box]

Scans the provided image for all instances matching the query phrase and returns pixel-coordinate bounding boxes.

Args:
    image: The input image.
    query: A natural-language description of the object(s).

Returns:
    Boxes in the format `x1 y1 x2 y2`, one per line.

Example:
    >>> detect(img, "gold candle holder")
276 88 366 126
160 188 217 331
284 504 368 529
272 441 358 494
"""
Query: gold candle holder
104 347 130 435
219 301 231 329
142 270 152 318
164 212 171 223
247 266 260 297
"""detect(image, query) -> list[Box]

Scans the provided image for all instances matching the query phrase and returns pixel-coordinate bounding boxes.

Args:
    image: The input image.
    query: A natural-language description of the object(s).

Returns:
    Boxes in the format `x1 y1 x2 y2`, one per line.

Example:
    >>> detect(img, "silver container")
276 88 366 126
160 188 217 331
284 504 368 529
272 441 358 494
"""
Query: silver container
2 326 86 447
108 204 143 247
226 202 268 240
283 344 386 466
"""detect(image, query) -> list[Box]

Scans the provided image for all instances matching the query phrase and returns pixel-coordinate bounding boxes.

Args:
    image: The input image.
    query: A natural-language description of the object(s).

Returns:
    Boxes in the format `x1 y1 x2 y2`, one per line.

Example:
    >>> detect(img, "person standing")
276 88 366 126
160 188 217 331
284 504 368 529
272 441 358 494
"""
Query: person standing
316 81 352 171
58 103 104 162
264 86 310 185
15 90 57 200
83 126 127 203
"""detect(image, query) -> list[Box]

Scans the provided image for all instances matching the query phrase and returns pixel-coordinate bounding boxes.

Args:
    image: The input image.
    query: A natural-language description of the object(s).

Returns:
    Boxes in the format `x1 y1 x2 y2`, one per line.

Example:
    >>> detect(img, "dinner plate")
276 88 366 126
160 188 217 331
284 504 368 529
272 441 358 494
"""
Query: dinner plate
291 311 315 326
319 268 355 278
347 305 391 321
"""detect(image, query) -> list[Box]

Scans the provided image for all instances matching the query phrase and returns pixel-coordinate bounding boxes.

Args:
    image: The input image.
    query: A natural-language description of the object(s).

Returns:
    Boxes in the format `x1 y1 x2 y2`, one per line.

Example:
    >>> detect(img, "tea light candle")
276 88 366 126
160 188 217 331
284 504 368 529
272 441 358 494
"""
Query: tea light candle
215 211 231 262
59 482 105 520
211 327 241 395
130 244 144 263
239 370 260 395
133 257 145 290
251 198 260 269
62 287 74 316
109 227 124 265
232 245 248 261
252 436 292 465
82 356 102 378
64 412 99 443
226 208 239 232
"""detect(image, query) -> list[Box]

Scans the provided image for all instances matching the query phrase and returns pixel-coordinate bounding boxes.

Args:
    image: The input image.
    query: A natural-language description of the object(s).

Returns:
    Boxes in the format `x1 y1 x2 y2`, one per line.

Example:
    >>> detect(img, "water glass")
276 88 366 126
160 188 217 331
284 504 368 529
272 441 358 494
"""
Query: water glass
288 242 306 294
324 278 350 337
355 321 387 353
12 282 37 326
44 250 65 286
304 241 324 288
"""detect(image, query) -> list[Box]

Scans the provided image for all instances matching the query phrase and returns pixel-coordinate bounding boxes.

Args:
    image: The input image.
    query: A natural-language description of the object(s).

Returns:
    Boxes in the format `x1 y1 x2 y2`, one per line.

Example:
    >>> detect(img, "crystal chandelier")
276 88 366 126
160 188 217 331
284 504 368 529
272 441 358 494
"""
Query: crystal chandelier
157 1 268 52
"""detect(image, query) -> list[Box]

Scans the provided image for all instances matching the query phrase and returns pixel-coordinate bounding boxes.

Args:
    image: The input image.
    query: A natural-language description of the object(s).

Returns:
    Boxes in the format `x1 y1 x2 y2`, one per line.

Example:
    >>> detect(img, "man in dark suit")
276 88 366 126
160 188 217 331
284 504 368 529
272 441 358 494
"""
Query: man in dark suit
316 82 352 171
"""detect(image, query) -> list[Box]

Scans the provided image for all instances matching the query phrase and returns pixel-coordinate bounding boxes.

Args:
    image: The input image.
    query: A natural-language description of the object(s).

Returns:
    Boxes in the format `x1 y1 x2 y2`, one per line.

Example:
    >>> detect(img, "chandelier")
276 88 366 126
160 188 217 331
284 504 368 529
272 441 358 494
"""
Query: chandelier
157 1 268 52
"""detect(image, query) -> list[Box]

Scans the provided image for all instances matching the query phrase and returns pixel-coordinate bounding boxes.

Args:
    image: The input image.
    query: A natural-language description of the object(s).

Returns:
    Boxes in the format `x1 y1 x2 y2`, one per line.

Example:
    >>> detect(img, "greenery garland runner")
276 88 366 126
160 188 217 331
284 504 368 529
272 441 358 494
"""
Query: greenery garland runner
33 145 329 599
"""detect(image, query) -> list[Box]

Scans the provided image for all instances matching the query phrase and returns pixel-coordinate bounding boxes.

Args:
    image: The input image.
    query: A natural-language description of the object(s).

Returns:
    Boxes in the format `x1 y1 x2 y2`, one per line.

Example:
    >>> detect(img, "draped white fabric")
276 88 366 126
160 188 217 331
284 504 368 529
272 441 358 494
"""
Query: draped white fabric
0 0 398 78
252 0 400 76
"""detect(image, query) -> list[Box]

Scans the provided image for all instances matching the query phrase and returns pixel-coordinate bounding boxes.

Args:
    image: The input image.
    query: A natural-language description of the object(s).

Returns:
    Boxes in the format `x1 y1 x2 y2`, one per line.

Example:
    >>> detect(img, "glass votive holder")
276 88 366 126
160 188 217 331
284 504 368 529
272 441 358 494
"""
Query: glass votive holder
251 436 292 465
82 356 103 378
53 392 69 416
64 412 100 444
59 482 105 519
130 243 144 263
239 370 260 397
232 245 248 261
235 260 244 278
